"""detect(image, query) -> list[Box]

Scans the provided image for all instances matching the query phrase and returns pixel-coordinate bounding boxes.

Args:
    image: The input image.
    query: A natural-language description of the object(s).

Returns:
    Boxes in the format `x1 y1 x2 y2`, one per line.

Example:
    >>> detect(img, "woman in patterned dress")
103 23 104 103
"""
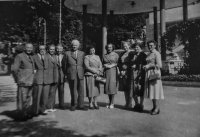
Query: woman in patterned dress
143 40 164 115
129 43 147 112
118 42 132 109
103 44 119 109
84 46 102 110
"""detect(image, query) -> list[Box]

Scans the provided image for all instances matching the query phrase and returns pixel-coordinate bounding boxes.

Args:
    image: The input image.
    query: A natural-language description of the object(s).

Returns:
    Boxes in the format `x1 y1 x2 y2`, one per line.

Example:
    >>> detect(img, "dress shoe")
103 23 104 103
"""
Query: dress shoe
94 105 99 110
106 105 110 108
70 106 77 111
109 104 114 109
126 104 132 110
59 106 67 110
151 109 160 115
132 104 139 111
78 106 88 111
138 105 144 112
39 111 48 115
47 109 57 112
89 106 94 110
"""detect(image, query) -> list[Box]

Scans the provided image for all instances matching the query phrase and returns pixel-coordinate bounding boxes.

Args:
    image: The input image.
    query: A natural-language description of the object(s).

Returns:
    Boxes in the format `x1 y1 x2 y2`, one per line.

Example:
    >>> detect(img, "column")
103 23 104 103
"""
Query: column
83 5 87 51
183 0 188 21
110 10 114 44
153 7 158 50
102 0 107 57
160 0 166 60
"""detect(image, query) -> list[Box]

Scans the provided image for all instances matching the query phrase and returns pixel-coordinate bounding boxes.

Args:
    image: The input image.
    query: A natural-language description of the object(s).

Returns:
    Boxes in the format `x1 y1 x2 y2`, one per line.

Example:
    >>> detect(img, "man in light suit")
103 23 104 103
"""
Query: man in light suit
32 45 54 116
62 40 88 111
13 43 35 119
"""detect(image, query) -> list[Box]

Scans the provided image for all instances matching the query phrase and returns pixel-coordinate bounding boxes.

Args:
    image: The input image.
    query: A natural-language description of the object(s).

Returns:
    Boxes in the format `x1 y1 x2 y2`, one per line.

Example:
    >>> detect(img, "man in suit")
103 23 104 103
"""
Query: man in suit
54 44 66 110
13 43 35 119
46 44 59 112
62 40 88 111
32 45 54 116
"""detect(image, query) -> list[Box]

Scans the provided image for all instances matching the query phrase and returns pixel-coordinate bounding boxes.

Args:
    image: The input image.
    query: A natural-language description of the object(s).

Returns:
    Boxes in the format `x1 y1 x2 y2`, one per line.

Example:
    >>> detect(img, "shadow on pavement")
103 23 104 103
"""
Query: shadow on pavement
0 110 107 137
0 119 106 137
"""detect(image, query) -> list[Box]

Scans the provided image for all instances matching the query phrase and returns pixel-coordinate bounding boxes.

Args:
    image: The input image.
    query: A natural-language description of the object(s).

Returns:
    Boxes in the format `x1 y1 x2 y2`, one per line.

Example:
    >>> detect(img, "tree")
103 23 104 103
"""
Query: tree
163 20 200 74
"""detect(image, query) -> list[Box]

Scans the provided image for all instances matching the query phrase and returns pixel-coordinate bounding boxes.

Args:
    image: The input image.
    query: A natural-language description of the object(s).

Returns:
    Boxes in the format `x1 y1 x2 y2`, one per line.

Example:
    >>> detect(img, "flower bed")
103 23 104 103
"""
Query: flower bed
162 74 200 82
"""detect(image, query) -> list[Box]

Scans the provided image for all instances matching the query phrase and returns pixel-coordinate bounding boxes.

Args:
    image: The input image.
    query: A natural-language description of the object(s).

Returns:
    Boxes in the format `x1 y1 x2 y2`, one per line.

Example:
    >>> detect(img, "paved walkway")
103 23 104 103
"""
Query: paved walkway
0 76 200 137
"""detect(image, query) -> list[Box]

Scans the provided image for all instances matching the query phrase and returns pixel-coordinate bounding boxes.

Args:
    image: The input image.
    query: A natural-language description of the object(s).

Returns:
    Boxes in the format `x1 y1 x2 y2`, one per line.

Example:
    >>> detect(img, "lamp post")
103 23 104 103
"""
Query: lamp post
39 17 46 45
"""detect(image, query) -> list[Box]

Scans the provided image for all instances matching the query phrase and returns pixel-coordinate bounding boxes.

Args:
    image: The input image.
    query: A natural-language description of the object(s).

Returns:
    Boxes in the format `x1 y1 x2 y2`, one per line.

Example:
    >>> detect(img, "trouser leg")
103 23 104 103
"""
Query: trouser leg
40 84 50 112
17 86 32 112
22 86 32 112
58 82 64 107
32 85 42 115
68 79 78 107
17 87 22 110
77 78 84 107
47 83 57 109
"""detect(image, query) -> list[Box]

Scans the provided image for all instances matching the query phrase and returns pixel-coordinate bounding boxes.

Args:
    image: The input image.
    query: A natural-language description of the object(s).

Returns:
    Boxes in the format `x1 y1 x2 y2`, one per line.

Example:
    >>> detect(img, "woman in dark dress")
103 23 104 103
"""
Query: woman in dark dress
129 43 147 112
103 44 119 109
84 46 102 109
118 42 132 109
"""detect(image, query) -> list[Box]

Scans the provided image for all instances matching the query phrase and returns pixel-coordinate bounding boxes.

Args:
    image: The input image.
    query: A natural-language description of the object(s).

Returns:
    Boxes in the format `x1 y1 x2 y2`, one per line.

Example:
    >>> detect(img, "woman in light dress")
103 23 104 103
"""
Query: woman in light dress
143 40 164 115
84 46 103 110
103 44 119 109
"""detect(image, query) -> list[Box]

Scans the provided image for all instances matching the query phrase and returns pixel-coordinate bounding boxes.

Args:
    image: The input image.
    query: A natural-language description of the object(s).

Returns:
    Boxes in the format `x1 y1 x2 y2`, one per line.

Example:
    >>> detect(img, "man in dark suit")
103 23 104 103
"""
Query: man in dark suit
46 44 59 112
32 45 54 116
55 44 66 110
13 43 35 119
62 40 88 111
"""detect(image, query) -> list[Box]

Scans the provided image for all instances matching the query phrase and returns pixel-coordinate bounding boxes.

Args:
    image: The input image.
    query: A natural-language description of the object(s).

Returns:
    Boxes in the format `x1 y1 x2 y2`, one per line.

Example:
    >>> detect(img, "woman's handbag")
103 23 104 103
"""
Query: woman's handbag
148 68 161 81
95 76 106 84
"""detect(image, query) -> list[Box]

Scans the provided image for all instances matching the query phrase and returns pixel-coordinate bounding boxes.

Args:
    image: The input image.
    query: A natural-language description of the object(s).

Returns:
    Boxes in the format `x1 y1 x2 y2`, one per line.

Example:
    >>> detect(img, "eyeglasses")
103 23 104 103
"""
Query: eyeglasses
39 48 46 50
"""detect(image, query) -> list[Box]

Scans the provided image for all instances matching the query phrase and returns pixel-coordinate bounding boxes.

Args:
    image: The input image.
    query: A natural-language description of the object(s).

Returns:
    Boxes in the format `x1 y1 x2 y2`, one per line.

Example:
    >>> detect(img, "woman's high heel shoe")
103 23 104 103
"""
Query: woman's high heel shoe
94 105 99 110
151 109 160 115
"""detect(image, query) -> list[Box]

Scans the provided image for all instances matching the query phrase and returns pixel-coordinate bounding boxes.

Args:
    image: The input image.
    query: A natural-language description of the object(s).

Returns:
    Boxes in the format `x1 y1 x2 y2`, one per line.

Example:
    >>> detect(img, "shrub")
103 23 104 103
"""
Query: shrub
162 74 200 82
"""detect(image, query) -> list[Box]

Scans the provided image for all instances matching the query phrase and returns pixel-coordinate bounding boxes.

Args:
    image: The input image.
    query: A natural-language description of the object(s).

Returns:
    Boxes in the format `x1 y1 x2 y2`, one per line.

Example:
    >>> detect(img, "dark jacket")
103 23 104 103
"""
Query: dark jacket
13 52 35 86
33 53 54 85
56 54 65 83
62 50 85 80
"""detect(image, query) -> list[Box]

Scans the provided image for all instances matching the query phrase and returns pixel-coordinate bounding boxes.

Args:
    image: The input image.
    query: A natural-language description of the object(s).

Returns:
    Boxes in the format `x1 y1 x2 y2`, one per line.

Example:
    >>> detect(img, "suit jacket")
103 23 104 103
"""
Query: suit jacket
13 52 35 86
47 53 58 83
33 53 54 85
62 50 85 80
56 54 65 83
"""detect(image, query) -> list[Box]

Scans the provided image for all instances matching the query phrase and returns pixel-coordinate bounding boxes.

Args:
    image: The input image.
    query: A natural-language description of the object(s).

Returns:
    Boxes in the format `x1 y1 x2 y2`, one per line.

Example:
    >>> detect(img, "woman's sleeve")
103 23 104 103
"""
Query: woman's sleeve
155 52 162 68
84 56 97 74
115 53 119 63
142 53 147 65
117 54 122 71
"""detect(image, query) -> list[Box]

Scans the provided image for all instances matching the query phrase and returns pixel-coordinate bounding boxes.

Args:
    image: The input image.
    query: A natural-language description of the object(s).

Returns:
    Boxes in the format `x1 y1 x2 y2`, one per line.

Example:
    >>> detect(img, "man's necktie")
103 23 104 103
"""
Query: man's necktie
58 56 61 67
41 55 44 64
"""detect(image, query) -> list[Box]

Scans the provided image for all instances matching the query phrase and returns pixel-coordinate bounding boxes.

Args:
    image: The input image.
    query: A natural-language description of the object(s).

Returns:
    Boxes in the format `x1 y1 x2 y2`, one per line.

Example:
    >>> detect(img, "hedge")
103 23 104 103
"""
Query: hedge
162 75 200 82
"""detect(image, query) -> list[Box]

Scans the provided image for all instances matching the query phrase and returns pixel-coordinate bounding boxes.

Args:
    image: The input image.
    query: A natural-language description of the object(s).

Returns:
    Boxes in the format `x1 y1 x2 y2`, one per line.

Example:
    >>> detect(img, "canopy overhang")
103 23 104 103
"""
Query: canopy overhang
64 0 197 14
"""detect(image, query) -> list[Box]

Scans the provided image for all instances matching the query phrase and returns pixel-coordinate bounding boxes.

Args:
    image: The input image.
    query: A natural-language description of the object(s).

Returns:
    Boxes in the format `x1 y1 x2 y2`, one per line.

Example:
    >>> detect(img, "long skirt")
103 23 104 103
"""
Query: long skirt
85 76 100 97
104 67 117 95
129 69 145 97
144 69 164 99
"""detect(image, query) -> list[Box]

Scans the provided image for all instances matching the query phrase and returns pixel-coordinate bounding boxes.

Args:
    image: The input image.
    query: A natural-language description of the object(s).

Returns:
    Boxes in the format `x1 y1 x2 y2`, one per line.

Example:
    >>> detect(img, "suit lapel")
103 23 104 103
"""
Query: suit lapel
71 51 77 61
36 54 44 66
44 54 49 69
22 52 31 63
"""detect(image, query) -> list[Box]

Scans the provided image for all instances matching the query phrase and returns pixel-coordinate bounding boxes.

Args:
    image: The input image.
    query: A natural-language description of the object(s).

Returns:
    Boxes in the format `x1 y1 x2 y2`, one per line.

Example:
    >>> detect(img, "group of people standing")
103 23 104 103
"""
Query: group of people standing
118 40 164 115
13 39 164 121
